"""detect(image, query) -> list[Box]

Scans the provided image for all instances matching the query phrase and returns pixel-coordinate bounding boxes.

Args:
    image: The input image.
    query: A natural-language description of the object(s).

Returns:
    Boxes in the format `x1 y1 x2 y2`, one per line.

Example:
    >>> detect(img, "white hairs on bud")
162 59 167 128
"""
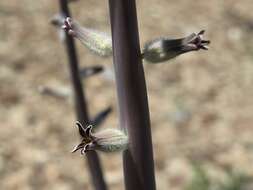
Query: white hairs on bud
92 128 128 152
63 17 112 57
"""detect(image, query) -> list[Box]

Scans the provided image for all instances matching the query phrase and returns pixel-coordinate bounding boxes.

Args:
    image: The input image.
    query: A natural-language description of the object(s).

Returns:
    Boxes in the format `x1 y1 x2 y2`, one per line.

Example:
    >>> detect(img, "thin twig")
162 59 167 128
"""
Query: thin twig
58 1 107 190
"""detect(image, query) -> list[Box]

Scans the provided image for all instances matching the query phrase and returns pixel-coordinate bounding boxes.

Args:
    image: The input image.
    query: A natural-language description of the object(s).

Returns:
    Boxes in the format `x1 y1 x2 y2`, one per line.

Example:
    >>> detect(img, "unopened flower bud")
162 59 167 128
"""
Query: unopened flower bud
50 14 65 28
62 17 112 57
38 85 71 100
90 107 112 127
142 30 210 64
50 14 66 42
79 65 104 79
72 122 128 154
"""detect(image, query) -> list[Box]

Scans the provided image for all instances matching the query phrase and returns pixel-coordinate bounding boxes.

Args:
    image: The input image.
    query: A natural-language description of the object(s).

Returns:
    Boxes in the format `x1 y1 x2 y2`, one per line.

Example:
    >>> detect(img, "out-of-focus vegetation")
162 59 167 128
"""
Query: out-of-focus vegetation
186 164 252 190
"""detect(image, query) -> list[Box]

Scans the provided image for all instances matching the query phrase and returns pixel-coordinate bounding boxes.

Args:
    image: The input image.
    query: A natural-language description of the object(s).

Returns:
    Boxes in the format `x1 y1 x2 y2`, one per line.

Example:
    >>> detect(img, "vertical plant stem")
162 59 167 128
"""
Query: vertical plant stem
108 1 156 190
58 1 107 190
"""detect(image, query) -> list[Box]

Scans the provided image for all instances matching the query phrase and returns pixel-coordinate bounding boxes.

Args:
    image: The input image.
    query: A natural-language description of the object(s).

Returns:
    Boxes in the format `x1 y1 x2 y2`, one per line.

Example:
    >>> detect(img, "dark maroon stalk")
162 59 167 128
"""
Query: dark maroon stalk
58 1 107 190
108 1 156 190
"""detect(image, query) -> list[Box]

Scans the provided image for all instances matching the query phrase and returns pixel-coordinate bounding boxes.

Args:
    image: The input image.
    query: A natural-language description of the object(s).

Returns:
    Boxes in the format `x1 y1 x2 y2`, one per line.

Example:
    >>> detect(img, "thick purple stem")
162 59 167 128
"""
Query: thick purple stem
108 1 156 190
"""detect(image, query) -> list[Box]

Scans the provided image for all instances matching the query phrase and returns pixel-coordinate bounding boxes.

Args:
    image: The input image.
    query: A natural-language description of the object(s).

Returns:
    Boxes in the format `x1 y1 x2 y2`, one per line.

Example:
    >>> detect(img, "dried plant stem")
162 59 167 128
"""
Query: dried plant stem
58 1 107 190
108 1 156 190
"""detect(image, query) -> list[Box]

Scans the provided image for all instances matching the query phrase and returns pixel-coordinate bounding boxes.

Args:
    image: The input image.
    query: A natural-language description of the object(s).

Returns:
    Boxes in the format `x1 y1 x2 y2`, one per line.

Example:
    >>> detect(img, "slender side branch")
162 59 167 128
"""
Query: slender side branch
58 1 107 190
108 1 156 190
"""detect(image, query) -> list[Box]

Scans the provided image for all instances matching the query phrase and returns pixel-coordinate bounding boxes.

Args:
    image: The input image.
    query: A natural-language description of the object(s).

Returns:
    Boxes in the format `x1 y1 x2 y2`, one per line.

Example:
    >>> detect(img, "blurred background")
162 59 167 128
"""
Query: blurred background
1 0 253 190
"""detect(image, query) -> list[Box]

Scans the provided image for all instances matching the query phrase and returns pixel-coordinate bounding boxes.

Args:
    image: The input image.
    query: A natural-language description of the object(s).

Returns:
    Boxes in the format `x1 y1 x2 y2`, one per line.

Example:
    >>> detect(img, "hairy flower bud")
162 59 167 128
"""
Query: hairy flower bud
142 30 210 63
50 14 65 28
72 122 128 154
62 17 112 57
79 66 104 79
50 14 66 42
38 85 71 100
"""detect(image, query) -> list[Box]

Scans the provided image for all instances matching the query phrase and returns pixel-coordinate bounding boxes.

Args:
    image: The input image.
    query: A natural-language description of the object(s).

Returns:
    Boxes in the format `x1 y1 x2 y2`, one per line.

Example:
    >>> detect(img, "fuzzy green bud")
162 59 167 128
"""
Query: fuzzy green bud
142 30 210 64
72 122 128 154
62 17 112 57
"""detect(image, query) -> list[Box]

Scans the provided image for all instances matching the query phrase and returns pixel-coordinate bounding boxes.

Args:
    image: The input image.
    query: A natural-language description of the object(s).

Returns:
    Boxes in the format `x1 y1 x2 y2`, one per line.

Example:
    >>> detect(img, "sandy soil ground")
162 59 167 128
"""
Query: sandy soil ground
1 0 253 190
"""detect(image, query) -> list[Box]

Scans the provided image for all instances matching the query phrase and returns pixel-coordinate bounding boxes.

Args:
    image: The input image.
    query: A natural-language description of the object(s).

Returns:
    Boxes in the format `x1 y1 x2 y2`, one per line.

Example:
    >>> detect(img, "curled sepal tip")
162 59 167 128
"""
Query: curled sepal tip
142 30 210 63
62 17 112 57
72 122 128 154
